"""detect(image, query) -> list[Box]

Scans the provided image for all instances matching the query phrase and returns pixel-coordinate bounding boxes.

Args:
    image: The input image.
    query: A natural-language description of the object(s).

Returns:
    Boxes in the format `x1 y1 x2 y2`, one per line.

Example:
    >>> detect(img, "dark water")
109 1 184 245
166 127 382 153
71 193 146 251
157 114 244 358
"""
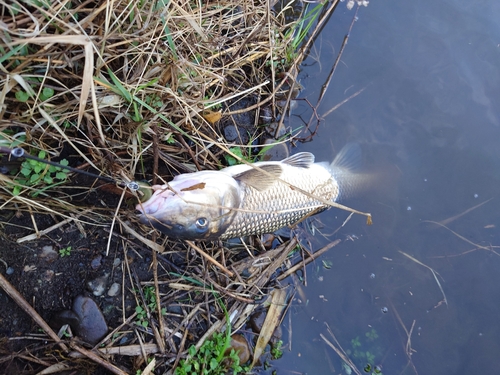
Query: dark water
278 1 500 374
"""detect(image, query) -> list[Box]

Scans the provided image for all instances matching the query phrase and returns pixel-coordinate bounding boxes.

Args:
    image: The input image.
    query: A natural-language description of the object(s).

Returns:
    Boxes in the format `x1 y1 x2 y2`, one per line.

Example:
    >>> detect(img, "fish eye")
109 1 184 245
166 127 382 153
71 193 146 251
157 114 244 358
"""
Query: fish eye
195 217 208 229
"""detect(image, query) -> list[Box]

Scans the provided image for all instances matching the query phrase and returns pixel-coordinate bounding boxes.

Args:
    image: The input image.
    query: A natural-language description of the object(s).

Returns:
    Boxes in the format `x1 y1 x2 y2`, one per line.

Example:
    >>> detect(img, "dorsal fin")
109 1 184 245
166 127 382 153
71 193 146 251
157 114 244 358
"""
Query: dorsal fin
233 164 283 191
282 152 315 168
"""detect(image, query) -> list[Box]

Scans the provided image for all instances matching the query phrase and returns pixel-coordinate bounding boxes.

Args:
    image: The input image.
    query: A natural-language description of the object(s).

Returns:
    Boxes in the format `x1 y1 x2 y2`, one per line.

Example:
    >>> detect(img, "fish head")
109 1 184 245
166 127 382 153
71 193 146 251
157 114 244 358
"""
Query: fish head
136 171 241 240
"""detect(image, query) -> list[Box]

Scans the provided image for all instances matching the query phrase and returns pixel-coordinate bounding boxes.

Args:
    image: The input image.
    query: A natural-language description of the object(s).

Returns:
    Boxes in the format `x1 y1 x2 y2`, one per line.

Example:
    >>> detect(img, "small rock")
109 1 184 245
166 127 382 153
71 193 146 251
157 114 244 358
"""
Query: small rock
226 334 251 364
259 139 289 162
113 258 121 268
40 245 58 262
90 255 102 270
249 310 265 334
249 310 282 343
107 282 120 297
43 269 55 282
50 296 108 345
87 274 109 297
6 267 14 275
72 296 108 345
260 233 275 249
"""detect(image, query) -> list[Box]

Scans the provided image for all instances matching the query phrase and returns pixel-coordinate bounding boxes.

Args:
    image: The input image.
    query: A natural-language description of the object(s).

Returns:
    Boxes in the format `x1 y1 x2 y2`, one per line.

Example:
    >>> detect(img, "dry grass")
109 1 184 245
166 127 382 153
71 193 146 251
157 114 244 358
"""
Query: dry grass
0 0 346 373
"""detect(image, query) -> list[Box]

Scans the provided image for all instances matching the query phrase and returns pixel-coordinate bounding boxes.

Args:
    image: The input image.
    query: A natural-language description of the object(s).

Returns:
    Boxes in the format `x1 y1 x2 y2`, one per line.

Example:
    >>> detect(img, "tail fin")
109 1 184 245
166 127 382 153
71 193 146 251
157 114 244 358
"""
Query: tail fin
330 143 370 200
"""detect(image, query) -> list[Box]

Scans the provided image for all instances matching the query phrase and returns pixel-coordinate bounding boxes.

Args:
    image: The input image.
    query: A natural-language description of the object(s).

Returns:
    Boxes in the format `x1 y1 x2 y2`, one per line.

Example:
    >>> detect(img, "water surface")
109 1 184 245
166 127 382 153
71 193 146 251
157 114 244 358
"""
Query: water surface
277 1 500 374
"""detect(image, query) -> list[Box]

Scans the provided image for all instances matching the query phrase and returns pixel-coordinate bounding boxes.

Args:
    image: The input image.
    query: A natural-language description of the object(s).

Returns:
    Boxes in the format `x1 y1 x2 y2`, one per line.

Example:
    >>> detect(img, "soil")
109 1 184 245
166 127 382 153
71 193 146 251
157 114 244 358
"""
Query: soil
0 185 157 374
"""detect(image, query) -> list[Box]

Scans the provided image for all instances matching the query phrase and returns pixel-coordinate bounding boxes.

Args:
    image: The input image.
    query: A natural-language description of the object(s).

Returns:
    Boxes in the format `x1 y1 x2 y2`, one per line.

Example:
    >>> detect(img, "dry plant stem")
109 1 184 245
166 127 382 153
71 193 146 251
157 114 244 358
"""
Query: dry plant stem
151 123 159 185
205 275 255 304
0 272 68 352
321 86 367 119
185 240 234 278
398 250 448 307
80 343 160 357
16 213 80 243
423 220 495 252
278 239 341 281
321 322 362 375
254 237 298 288
151 237 166 353
69 341 129 375
318 6 359 109
387 300 419 374
436 198 492 226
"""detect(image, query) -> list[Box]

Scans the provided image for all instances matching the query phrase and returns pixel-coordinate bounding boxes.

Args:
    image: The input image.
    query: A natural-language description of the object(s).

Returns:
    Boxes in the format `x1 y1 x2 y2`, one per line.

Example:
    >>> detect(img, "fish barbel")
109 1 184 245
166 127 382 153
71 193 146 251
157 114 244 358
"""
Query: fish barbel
136 144 366 241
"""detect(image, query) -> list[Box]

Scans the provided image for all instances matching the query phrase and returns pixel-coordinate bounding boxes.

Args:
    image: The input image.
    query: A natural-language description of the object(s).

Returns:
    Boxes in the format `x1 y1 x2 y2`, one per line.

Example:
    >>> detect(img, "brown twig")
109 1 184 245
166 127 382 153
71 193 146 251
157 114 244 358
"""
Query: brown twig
0 272 68 352
185 240 234 278
278 239 341 280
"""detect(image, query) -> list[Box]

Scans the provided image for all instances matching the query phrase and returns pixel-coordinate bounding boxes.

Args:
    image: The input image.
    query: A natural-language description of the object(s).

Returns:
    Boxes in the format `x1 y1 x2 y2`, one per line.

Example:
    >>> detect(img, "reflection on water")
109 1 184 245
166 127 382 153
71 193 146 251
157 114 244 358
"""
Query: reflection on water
277 0 500 374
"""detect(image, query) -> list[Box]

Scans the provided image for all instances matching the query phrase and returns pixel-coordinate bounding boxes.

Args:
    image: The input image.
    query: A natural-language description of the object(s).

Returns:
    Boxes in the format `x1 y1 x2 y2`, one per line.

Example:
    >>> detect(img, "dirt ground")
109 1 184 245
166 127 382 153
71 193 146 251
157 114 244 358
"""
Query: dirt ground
0 183 157 373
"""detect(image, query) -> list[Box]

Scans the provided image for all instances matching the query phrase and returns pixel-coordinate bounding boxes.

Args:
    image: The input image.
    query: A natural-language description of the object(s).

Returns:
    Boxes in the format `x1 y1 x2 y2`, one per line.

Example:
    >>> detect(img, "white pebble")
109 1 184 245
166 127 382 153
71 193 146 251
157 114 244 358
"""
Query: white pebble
107 282 121 297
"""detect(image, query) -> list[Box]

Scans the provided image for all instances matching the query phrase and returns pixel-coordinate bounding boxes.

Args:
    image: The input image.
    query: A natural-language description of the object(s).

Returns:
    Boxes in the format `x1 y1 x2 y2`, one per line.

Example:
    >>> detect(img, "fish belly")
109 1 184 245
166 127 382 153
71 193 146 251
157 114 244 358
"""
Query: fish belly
221 167 338 239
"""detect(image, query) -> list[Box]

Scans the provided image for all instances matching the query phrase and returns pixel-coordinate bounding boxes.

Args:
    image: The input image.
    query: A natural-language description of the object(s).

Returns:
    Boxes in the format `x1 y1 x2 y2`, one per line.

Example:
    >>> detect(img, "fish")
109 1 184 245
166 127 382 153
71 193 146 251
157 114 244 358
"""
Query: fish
136 143 367 241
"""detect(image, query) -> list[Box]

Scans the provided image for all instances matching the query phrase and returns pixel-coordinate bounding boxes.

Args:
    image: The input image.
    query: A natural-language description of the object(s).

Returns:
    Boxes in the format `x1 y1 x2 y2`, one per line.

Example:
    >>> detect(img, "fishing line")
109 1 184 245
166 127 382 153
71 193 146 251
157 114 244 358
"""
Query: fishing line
0 146 140 192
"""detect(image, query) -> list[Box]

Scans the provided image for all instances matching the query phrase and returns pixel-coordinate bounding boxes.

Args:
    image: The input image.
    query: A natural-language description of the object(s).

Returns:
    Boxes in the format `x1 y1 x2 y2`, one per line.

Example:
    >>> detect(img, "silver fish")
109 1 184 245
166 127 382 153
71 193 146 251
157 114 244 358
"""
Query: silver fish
136 144 366 241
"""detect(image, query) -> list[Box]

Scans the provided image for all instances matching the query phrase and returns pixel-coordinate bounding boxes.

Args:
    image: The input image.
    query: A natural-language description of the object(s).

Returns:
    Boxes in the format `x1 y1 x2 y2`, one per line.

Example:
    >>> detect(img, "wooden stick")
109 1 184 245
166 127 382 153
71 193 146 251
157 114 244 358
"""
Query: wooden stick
69 341 129 375
0 273 68 352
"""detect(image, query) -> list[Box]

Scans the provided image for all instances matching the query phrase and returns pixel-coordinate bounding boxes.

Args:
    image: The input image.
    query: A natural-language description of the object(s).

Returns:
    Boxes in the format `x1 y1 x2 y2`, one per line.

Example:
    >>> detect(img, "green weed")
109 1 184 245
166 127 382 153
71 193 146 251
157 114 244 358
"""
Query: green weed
12 150 70 196
175 332 247 375
59 246 72 257
344 328 384 375
135 285 166 328
271 340 284 360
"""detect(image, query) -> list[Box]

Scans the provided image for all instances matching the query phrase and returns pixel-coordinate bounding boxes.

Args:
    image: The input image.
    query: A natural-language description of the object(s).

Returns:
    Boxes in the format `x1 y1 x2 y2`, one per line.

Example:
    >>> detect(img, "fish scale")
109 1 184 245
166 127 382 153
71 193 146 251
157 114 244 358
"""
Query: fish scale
221 164 339 239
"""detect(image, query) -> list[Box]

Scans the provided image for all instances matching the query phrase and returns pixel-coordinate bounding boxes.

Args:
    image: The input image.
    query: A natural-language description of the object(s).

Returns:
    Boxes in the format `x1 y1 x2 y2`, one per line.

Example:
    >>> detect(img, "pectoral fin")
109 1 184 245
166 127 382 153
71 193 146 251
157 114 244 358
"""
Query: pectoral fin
282 152 315 168
234 164 283 191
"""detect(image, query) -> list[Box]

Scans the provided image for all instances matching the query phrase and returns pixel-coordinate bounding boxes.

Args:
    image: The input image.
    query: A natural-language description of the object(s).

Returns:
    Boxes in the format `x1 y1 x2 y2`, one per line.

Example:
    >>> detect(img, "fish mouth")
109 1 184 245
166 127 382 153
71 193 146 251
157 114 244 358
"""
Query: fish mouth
135 193 168 215
137 213 191 238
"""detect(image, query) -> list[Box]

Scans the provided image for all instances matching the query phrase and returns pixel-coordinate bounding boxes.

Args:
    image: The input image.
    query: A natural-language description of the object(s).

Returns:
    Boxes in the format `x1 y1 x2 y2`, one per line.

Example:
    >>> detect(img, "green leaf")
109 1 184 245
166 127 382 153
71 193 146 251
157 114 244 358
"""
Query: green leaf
44 175 53 184
209 358 218 370
40 87 55 101
21 167 32 176
38 150 46 159
55 172 67 180
29 174 40 183
34 165 42 174
13 185 21 196
107 69 132 102
15 91 30 102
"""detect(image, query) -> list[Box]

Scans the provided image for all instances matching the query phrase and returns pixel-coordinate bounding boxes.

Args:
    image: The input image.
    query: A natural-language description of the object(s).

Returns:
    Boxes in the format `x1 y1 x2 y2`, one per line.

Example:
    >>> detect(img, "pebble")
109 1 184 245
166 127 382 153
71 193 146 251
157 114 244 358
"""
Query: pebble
72 296 108 344
6 267 14 275
107 282 120 297
260 139 289 161
43 269 55 282
40 245 58 262
87 274 109 296
90 255 102 270
249 310 282 343
226 334 251 364
50 296 108 345
113 258 122 268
